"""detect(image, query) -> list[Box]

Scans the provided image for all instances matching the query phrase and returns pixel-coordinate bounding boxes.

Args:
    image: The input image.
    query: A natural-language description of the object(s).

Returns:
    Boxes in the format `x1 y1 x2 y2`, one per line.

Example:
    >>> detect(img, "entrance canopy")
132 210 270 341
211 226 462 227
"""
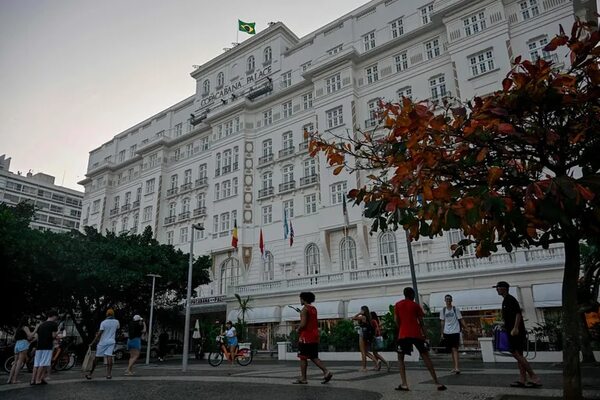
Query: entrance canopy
347 296 399 317
429 288 518 313
532 282 562 307
227 306 281 324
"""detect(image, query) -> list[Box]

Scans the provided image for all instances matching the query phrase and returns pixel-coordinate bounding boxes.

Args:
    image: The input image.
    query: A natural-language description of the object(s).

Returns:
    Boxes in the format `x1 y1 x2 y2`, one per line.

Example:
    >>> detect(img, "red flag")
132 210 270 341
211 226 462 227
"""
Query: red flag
259 228 264 257
231 220 238 250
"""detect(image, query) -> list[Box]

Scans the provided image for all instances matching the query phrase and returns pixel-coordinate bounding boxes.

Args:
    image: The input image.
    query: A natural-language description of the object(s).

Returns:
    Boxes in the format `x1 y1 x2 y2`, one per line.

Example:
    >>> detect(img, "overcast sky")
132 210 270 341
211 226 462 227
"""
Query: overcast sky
0 0 366 191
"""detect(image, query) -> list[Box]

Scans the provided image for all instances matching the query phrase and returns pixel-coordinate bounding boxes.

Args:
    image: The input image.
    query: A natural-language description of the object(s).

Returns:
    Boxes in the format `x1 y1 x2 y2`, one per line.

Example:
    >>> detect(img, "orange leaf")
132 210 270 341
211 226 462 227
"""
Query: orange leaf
487 167 503 186
502 78 513 92
498 123 515 134
333 165 344 175
476 147 488 162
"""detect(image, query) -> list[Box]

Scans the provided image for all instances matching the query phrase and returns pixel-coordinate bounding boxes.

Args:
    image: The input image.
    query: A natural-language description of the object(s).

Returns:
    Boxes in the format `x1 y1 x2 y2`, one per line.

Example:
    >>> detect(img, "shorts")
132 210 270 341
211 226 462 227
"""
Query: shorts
443 333 460 349
14 339 29 354
297 342 319 360
96 342 116 357
34 349 52 367
508 334 526 353
227 337 238 347
127 337 141 350
397 338 429 355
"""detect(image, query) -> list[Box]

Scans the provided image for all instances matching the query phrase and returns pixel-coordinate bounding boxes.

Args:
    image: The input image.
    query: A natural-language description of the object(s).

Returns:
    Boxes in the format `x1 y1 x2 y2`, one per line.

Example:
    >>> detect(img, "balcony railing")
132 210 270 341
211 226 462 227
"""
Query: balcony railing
180 182 193 193
279 147 295 159
132 200 140 209
167 187 178 197
222 165 232 174
121 204 131 212
364 118 377 128
298 141 309 152
258 187 274 199
193 207 207 217
279 181 296 193
258 153 274 166
300 174 319 186
110 208 119 216
178 211 191 221
195 177 208 188
164 216 176 225
233 162 239 171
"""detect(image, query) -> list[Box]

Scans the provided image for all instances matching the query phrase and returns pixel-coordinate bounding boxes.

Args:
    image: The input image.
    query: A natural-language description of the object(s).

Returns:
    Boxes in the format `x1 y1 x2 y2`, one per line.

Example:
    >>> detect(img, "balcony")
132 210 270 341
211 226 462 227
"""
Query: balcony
164 216 176 225
193 207 207 217
166 187 178 197
300 174 319 187
178 211 191 221
298 141 309 153
364 118 377 128
132 200 140 209
279 181 296 193
121 204 131 212
180 182 193 193
222 165 232 174
279 146 295 159
258 153 274 167
109 208 119 217
233 162 239 171
258 187 274 199
195 177 208 188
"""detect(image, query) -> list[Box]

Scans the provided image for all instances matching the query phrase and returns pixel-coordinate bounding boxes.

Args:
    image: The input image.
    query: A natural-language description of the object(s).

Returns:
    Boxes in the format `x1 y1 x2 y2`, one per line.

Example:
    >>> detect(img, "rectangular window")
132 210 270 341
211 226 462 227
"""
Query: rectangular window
469 50 495 76
221 213 230 232
186 143 193 157
326 73 341 94
302 92 313 110
420 3 434 25
149 153 158 167
284 199 294 218
118 150 126 163
262 205 272 224
395 51 408 72
282 101 293 118
143 206 152 222
303 122 314 134
326 106 344 128
145 178 155 194
92 199 100 213
200 137 209 151
390 18 404 38
425 38 441 60
327 45 343 55
301 61 312 72
180 227 188 243
397 86 412 100
520 0 539 20
175 123 183 137
129 145 137 158
363 31 376 51
166 231 174 245
281 71 292 88
282 131 294 150
464 12 486 36
263 109 272 126
528 36 553 62
330 181 347 205
366 65 379 84
213 215 219 233
429 75 447 100
305 194 317 214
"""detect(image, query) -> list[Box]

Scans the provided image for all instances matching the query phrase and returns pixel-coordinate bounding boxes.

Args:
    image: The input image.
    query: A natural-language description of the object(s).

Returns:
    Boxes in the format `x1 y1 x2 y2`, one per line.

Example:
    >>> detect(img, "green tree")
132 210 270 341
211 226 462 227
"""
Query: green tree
234 293 253 341
309 20 600 399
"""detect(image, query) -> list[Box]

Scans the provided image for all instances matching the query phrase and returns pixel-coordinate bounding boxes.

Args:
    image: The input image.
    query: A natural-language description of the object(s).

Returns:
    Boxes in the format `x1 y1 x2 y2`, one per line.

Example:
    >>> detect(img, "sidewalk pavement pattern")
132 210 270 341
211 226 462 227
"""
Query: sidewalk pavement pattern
1 359 599 400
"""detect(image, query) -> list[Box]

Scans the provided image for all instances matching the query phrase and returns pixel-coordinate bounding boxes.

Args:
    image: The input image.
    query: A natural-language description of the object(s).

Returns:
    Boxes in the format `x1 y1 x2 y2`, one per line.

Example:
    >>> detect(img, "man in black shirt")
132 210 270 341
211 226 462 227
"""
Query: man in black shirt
31 310 59 385
495 281 542 388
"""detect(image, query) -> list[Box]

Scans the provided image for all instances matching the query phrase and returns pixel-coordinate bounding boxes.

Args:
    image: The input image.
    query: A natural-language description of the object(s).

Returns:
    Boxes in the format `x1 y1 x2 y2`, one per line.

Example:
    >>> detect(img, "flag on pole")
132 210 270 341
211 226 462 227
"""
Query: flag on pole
238 20 256 35
259 228 264 257
289 220 294 247
283 211 289 239
231 219 238 250
342 196 350 227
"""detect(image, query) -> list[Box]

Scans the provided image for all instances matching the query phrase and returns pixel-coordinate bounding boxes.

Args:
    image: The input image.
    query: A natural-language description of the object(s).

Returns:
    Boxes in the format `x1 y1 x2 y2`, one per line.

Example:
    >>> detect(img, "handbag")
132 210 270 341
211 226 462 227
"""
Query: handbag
375 335 384 350
81 347 96 372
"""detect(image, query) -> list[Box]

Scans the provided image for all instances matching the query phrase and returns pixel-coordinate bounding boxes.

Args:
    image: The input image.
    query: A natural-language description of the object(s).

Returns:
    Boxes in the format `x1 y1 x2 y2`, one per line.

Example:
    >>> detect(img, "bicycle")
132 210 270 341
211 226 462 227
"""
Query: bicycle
207 335 253 367
3 345 34 374
52 336 77 371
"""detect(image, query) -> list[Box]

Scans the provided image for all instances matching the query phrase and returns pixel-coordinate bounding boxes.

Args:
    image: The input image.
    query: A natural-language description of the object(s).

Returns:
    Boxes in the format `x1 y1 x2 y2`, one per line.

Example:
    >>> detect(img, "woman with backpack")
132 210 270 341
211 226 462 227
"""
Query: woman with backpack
352 305 378 372
370 312 390 372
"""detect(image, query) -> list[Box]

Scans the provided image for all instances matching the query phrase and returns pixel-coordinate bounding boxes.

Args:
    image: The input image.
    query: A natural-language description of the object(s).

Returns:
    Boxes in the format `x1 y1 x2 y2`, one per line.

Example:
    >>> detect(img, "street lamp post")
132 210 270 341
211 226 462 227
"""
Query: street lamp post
182 223 204 372
146 273 161 365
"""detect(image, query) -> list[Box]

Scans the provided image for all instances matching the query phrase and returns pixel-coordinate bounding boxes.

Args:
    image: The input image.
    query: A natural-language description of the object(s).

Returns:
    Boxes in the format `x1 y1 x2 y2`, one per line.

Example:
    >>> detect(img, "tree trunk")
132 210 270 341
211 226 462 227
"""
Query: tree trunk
579 312 596 363
562 238 583 400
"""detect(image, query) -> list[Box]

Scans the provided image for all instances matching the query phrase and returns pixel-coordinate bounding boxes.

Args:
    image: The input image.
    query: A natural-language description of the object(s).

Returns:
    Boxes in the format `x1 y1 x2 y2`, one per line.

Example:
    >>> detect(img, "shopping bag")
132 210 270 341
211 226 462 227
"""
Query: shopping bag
81 347 96 372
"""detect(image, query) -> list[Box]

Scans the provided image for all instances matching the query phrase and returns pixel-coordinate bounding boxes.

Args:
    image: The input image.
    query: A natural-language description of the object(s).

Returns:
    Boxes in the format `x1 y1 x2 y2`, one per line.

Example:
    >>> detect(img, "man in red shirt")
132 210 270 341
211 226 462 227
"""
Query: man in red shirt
395 287 446 391
293 291 333 384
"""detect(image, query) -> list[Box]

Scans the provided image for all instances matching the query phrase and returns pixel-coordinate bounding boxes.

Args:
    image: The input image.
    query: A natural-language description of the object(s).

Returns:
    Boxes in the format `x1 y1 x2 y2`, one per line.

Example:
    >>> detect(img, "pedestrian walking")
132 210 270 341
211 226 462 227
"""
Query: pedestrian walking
125 315 146 375
7 317 33 384
494 281 542 388
351 305 378 371
440 294 465 374
370 312 390 372
85 309 120 380
394 287 446 391
31 310 59 385
292 291 333 385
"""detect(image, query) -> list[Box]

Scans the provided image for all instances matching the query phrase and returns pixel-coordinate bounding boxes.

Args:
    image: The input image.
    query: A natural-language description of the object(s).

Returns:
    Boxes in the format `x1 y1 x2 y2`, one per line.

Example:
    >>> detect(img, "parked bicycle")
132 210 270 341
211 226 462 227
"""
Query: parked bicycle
3 343 34 374
51 336 77 371
207 335 252 367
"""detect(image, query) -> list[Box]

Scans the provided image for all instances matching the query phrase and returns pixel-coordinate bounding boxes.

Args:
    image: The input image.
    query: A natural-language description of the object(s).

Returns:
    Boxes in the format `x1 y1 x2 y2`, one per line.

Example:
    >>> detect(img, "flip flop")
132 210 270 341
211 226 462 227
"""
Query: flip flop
437 384 447 391
525 382 542 388
292 379 308 384
510 381 526 387
322 372 333 384
395 385 409 391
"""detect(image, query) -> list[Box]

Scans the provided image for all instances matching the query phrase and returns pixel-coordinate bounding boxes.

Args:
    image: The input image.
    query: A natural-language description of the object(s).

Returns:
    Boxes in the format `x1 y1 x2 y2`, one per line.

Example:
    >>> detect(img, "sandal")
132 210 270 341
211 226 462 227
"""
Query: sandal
525 381 542 388
292 379 308 384
510 381 526 387
437 384 447 391
321 372 333 384
395 385 409 391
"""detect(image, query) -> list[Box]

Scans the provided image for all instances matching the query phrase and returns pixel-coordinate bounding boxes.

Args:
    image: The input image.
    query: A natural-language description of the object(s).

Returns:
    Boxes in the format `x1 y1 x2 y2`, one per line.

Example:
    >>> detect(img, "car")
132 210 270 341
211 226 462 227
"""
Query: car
113 341 159 361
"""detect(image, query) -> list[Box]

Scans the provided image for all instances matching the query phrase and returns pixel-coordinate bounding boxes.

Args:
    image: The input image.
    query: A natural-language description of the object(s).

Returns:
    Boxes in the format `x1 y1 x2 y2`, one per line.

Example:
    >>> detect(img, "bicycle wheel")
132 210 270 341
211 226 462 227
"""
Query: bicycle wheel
3 355 15 374
207 351 223 367
56 351 73 371
63 353 76 371
236 348 253 366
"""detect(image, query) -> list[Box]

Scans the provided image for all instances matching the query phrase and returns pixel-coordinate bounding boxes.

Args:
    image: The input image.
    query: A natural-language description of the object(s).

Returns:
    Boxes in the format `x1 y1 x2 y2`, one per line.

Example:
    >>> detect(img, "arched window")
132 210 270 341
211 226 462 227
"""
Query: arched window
305 243 320 275
263 47 272 64
203 79 210 95
263 251 274 281
219 257 241 294
247 55 255 72
379 231 398 266
340 236 357 270
217 72 224 87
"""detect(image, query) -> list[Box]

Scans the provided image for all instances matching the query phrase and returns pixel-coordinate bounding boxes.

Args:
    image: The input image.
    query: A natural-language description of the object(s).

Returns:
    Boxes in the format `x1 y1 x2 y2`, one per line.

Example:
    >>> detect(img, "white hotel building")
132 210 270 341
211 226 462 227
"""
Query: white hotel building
79 0 595 349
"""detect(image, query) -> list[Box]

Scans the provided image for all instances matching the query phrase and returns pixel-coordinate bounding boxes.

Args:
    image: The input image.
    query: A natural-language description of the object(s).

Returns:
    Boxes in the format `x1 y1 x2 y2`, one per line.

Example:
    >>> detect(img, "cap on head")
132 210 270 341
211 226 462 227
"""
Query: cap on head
133 314 142 321
106 309 115 317
493 281 510 289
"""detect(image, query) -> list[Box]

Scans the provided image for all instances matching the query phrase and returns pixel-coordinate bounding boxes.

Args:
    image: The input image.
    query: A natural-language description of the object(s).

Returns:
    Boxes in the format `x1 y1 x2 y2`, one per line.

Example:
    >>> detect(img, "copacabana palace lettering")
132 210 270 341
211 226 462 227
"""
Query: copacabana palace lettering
200 65 272 107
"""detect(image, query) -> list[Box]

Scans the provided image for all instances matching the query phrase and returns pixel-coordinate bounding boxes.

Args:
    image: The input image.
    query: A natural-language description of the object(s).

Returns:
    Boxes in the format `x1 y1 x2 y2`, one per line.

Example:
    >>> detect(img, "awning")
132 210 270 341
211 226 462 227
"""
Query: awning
429 288 519 313
227 306 281 324
281 301 344 321
347 296 399 317
532 282 562 307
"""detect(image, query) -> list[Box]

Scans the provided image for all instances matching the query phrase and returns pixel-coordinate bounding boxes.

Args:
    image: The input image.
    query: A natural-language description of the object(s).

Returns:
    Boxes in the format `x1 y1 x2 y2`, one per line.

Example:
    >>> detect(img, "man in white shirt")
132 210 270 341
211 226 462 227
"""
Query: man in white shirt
85 309 120 380
439 294 465 374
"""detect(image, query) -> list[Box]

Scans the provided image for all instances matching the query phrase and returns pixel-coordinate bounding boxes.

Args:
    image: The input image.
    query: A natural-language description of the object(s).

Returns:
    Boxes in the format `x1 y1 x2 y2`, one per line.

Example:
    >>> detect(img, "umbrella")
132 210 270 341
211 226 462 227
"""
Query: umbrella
192 319 201 339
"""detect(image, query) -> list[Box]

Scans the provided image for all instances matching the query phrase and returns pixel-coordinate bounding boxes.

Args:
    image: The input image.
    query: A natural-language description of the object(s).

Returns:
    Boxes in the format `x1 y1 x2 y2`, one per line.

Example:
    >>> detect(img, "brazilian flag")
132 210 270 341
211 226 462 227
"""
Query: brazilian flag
239 20 256 35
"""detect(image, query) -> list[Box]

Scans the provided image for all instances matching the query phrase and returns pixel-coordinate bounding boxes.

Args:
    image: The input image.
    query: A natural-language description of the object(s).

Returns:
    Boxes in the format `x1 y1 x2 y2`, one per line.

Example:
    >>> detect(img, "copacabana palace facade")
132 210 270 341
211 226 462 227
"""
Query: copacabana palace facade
79 0 595 350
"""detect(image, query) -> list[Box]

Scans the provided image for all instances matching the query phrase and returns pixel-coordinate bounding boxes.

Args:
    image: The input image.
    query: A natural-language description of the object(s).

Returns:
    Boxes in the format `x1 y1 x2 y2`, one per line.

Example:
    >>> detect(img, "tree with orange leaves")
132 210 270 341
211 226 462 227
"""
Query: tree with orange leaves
309 19 600 400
